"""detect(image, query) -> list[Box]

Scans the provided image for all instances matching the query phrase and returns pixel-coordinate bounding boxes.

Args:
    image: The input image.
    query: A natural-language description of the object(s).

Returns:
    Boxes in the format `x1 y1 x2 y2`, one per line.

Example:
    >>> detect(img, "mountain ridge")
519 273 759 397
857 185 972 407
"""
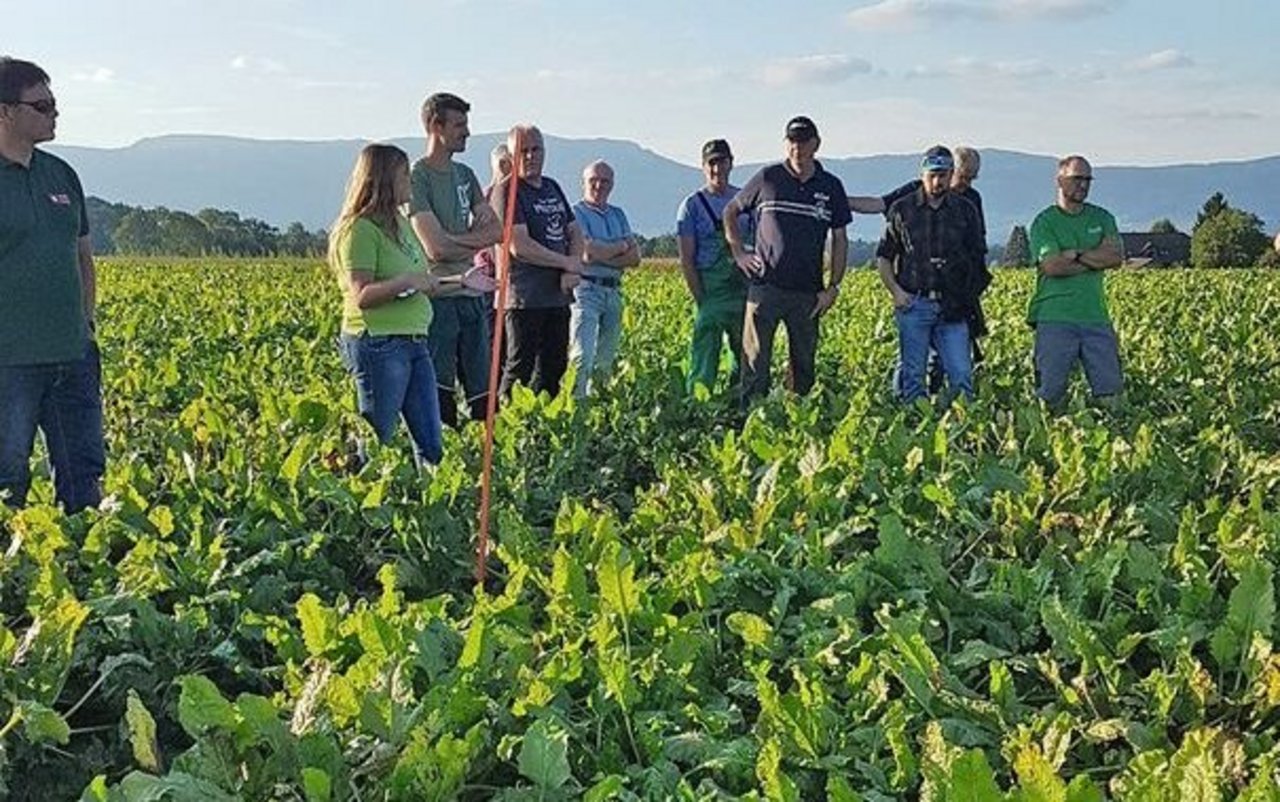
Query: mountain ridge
48 134 1280 240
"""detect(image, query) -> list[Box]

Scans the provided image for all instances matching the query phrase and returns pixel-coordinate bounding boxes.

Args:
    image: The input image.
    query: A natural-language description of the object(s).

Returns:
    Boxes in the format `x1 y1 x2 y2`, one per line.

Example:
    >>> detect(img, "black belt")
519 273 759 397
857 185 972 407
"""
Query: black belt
580 274 621 289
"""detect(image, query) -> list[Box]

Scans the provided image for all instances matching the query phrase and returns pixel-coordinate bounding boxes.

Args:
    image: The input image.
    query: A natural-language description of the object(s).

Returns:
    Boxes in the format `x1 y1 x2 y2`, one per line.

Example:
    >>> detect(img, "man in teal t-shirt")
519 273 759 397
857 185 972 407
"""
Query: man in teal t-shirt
0 57 105 513
409 92 502 427
1027 155 1125 408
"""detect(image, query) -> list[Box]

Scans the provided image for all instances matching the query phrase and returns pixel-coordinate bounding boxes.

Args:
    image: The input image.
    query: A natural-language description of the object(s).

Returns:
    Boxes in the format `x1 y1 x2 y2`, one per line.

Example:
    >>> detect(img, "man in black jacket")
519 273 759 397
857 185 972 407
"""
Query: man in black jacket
875 146 986 403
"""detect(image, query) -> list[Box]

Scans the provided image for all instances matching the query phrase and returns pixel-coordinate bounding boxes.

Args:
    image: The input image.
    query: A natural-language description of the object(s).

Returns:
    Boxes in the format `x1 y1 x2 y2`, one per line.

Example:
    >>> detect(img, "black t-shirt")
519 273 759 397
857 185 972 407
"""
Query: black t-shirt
496 176 576 309
734 162 851 292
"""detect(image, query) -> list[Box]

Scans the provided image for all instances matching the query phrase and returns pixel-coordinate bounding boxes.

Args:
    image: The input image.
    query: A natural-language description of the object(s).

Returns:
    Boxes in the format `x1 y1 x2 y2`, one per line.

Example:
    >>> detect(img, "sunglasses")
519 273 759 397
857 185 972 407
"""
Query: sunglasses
11 98 57 115
1062 175 1094 183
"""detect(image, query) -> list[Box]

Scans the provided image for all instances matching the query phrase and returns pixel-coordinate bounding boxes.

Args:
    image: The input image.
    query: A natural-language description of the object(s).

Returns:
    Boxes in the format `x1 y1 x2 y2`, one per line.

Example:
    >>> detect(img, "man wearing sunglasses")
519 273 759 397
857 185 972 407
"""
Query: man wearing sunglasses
1027 155 1125 409
0 57 105 512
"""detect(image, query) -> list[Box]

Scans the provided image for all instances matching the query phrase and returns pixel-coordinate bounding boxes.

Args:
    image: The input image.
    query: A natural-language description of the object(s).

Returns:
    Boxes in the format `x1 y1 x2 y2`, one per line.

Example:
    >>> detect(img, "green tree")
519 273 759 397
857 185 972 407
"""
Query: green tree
638 233 679 259
1193 192 1229 232
1256 248 1280 270
85 197 131 254
157 209 213 256
1190 208 1269 269
113 209 165 255
1149 218 1180 234
1002 225 1030 267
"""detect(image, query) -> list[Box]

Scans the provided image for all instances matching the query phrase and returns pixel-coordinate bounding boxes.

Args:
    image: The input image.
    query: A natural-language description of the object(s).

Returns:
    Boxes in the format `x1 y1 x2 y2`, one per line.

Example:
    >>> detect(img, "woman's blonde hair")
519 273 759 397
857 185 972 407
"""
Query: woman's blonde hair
329 143 409 260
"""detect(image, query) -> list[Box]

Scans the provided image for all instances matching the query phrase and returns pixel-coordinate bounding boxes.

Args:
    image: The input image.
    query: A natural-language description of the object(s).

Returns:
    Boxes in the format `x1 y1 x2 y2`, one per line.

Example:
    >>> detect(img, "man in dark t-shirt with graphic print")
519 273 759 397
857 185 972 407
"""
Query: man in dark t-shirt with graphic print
491 124 584 398
724 116 851 403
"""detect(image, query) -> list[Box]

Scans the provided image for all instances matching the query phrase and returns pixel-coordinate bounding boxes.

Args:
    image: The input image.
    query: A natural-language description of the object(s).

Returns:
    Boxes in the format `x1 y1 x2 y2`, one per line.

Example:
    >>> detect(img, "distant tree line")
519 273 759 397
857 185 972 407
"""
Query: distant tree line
87 197 327 257
999 192 1276 269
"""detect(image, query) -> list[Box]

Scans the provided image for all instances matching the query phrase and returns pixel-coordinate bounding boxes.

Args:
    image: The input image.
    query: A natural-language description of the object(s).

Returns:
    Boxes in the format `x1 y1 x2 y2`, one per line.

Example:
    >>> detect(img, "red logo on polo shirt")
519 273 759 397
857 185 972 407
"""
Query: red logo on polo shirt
49 193 71 205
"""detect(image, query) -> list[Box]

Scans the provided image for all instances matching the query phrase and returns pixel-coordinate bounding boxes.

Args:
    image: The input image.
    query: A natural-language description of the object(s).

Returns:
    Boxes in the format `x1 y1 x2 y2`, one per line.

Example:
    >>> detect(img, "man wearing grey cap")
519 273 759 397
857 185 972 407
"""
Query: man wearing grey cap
676 138 752 394
875 145 987 403
724 116 851 403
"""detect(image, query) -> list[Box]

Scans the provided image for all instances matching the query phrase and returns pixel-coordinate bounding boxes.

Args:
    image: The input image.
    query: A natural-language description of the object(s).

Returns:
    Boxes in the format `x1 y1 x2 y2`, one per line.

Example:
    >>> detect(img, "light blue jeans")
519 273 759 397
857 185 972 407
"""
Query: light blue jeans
894 296 973 403
338 334 443 466
569 281 623 398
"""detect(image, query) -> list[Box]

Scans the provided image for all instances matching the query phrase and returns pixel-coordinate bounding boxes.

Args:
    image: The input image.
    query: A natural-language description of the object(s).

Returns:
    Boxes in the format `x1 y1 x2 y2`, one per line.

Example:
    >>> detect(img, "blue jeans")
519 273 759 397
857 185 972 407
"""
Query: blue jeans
569 281 623 398
339 334 443 466
894 296 973 403
0 341 106 512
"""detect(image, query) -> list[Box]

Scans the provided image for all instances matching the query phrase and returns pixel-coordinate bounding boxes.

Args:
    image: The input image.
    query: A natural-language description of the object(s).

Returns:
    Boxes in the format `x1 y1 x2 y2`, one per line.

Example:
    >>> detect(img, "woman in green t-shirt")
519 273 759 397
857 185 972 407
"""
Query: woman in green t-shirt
329 144 493 466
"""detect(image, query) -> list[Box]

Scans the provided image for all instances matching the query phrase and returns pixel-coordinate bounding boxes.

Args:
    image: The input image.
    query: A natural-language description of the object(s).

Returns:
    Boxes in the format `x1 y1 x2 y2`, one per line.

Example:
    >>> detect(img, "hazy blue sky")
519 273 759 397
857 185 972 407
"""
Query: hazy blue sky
12 0 1278 165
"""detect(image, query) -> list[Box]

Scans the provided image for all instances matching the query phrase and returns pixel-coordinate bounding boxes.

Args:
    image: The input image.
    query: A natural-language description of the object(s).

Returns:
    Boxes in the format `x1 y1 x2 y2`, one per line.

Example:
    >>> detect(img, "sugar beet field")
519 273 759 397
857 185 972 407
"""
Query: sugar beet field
4 259 1280 801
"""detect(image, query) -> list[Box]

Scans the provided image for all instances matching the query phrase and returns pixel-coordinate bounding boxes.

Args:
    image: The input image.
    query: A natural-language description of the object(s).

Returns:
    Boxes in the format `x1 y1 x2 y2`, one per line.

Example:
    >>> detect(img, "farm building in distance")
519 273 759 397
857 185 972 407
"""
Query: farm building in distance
1120 232 1191 266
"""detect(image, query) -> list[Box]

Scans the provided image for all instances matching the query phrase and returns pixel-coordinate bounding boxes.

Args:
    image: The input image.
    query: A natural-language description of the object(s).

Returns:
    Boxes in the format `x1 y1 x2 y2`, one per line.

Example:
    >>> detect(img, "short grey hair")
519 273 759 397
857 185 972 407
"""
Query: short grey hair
507 124 542 152
953 146 980 177
582 159 614 180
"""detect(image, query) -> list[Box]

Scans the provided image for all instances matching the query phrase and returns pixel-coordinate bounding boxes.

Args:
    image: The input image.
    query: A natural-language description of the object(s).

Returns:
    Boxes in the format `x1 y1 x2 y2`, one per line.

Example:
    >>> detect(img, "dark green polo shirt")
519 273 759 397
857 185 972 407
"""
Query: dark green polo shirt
0 148 90 366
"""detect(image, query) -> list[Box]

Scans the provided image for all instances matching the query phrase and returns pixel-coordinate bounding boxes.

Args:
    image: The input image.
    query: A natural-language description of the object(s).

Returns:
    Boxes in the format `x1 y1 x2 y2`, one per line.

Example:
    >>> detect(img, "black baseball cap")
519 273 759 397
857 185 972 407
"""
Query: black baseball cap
702 139 733 162
785 116 819 142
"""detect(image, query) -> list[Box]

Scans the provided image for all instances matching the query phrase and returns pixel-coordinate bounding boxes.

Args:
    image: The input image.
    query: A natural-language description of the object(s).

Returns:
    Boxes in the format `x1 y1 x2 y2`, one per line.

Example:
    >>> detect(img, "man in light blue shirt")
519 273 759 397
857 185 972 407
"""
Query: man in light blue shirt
569 160 640 398
676 138 753 394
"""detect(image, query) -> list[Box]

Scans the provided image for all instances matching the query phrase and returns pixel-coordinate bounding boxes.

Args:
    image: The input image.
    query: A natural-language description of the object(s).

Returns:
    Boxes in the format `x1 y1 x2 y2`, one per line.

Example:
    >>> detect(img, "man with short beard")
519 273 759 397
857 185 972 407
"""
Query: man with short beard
0 57 105 512
1027 155 1125 409
492 125 584 398
409 92 503 426
876 145 986 404
851 146 990 397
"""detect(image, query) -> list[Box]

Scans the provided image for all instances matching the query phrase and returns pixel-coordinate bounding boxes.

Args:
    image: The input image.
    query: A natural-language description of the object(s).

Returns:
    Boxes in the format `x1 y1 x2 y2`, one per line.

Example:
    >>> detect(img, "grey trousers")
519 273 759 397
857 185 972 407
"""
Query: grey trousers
742 283 819 402
1033 322 1123 405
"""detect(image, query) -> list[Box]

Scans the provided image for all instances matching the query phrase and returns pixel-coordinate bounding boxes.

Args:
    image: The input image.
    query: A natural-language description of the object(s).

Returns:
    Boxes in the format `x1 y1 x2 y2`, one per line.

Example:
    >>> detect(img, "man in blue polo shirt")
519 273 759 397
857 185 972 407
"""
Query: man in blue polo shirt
0 57 105 512
676 138 753 395
569 160 640 398
724 116 851 403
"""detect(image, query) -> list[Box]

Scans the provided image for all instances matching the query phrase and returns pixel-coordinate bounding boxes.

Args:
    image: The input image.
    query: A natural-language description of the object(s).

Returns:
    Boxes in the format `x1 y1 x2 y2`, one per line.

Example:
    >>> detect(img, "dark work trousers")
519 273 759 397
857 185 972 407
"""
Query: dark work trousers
741 283 820 403
500 307 571 399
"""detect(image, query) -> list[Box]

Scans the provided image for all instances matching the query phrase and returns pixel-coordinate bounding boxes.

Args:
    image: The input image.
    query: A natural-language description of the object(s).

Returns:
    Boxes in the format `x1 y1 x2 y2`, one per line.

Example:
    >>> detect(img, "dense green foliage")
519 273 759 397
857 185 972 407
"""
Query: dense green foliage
1190 193 1273 270
2 260 1279 800
87 198 327 257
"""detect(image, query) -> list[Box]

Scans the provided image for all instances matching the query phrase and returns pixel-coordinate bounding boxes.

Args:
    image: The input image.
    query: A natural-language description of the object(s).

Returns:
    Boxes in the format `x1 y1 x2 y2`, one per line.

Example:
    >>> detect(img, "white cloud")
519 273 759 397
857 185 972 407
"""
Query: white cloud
846 0 1115 29
229 55 287 74
1127 49 1194 72
760 54 873 87
72 67 115 84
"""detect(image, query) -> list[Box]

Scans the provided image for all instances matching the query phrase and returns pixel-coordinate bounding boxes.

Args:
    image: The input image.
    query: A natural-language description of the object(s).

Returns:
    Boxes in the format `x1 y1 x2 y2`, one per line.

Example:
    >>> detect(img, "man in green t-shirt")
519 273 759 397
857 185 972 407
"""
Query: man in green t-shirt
409 92 502 427
1027 155 1125 408
0 57 105 513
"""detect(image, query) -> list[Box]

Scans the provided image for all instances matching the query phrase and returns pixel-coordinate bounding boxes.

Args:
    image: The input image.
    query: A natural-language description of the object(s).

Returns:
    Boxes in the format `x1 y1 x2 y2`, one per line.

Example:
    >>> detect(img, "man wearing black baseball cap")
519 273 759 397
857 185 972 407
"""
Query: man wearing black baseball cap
723 116 851 403
676 138 753 394
875 145 987 404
